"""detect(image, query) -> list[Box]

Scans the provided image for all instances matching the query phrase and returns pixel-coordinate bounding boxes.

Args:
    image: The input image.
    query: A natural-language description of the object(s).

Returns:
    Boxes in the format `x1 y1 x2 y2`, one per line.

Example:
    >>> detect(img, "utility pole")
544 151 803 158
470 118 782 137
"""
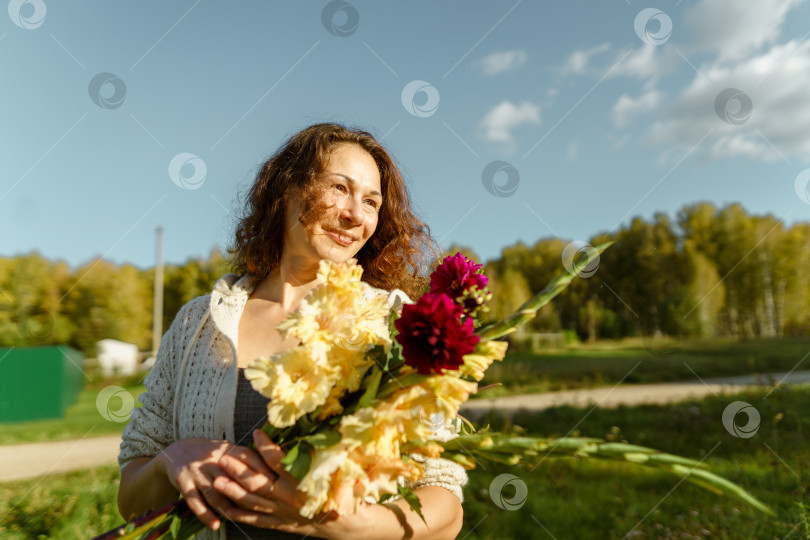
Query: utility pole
152 226 164 360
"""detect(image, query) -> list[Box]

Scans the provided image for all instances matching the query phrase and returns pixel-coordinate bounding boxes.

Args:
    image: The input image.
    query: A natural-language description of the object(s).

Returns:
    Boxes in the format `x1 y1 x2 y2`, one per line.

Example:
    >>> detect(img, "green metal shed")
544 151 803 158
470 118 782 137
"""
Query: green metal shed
0 346 85 423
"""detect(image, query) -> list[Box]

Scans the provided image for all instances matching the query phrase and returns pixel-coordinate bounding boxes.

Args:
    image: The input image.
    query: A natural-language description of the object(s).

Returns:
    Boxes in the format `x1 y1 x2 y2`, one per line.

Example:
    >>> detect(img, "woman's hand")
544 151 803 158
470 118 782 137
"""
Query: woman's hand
155 437 278 531
212 430 341 535
214 430 464 540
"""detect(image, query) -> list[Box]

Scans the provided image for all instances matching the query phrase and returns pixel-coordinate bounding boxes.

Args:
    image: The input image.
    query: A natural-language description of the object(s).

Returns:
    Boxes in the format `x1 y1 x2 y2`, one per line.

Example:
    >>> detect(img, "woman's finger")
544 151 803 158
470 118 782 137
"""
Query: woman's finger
189 466 239 519
221 445 275 479
181 485 222 531
219 454 276 495
212 475 277 514
252 430 288 477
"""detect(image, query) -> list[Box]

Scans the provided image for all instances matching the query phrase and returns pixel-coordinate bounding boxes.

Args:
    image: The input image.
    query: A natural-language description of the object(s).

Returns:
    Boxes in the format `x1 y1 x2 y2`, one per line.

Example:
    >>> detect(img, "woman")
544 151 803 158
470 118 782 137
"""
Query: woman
117 123 468 539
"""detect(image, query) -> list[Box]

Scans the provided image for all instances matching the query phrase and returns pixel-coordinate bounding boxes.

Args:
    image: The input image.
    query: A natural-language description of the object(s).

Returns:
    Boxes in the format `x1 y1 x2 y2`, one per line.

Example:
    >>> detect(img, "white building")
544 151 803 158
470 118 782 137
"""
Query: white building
96 339 139 377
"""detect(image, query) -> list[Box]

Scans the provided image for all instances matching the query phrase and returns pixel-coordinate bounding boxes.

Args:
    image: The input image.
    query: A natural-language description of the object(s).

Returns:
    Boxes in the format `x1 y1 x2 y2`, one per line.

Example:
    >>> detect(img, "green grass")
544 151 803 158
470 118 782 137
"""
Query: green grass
3 337 807 445
2 384 808 538
0 377 146 446
476 336 810 398
460 382 810 539
0 464 122 539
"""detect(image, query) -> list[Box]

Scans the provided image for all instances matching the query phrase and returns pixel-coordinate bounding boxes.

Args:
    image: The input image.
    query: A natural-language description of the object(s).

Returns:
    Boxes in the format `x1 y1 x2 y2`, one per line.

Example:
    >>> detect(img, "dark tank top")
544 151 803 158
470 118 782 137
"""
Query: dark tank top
224 369 305 539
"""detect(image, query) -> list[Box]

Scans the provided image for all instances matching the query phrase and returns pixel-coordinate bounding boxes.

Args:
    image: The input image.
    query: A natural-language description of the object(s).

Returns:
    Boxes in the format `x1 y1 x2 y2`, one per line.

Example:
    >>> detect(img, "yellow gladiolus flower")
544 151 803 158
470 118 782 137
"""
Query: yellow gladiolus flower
459 340 509 381
317 258 364 290
246 341 338 428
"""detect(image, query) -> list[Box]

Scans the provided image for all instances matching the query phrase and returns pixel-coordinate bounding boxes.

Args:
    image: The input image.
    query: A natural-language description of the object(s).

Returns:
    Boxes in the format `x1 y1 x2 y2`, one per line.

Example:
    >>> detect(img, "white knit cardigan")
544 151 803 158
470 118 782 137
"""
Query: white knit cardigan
118 273 468 539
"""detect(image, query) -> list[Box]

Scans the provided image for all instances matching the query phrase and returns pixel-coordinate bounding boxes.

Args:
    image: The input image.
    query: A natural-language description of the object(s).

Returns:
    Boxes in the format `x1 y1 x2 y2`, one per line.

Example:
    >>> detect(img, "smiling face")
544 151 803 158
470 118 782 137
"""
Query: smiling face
284 142 383 266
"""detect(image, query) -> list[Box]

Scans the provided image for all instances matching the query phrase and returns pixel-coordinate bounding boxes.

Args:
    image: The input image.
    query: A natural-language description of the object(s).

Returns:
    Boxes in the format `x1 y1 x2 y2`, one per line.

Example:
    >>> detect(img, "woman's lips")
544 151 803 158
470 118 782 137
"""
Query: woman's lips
326 230 354 247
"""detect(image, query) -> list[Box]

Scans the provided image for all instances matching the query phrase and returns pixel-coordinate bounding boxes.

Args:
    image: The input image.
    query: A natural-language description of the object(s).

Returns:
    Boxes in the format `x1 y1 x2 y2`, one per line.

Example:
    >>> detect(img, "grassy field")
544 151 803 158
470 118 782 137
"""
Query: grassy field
1 383 808 538
461 382 810 539
476 336 810 398
1 336 808 445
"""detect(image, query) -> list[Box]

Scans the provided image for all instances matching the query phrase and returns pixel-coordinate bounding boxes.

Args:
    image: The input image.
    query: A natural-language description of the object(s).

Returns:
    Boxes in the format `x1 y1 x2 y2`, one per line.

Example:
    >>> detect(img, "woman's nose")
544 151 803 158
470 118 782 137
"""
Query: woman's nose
340 196 364 225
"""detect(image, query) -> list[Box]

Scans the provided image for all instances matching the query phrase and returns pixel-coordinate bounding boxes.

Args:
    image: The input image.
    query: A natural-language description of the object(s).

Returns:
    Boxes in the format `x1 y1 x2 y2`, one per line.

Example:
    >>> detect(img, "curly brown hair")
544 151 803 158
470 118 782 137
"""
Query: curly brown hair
227 123 438 299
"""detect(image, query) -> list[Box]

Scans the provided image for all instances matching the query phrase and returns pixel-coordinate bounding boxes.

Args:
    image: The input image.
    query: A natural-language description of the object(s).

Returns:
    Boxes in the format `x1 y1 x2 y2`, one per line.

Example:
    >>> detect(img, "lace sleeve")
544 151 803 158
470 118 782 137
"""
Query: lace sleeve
403 454 469 502
117 298 202 471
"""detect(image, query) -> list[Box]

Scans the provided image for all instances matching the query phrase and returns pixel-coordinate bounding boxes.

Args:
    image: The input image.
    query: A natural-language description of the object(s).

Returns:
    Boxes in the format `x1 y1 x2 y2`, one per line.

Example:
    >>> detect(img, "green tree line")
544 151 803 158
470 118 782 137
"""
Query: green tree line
0 247 230 355
1 202 808 356
468 202 810 343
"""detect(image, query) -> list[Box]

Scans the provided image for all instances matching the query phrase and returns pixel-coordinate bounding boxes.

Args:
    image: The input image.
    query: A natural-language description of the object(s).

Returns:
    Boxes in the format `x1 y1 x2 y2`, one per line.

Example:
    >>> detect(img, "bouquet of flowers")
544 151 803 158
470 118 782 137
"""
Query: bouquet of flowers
95 242 772 539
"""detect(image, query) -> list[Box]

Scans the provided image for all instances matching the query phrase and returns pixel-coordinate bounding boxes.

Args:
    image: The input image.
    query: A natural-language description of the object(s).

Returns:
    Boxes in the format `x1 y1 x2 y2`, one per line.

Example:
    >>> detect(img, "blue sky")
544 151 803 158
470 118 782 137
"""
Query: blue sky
2 0 810 270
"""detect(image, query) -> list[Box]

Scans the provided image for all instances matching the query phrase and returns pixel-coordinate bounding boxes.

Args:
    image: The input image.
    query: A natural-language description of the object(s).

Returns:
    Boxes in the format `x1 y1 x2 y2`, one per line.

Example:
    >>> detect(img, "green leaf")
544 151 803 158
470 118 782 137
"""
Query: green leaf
303 430 342 449
388 310 400 339
287 444 313 480
281 443 300 469
398 485 426 525
169 514 182 539
358 366 383 409
378 493 396 504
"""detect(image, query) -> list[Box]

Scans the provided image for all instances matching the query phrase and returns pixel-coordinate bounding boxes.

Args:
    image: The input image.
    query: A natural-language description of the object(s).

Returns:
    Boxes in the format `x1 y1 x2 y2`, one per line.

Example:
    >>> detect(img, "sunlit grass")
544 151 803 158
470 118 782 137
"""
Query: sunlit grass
0 464 122 539
462 383 810 539
2 384 808 539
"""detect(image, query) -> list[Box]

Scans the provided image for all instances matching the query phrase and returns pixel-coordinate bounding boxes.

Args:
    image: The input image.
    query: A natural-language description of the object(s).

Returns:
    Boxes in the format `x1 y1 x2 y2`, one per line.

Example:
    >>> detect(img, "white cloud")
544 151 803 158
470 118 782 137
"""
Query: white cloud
612 90 663 128
684 0 805 63
645 39 810 162
607 45 679 84
477 50 528 76
479 100 541 148
561 43 610 75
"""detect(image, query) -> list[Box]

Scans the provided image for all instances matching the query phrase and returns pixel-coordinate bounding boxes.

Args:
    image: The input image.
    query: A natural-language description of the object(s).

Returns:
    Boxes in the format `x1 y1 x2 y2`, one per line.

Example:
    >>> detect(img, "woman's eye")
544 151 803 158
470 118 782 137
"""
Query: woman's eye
334 184 348 193
365 199 378 208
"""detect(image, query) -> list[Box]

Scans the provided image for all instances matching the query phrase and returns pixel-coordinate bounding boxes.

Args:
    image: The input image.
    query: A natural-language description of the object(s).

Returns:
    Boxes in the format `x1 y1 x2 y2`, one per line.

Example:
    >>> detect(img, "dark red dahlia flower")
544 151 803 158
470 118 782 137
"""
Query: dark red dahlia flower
394 292 480 375
430 253 490 315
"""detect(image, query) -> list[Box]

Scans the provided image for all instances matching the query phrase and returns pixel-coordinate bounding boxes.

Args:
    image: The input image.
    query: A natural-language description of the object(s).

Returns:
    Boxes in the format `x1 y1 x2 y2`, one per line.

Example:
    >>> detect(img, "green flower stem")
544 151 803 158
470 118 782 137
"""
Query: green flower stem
476 240 614 342
440 433 773 516
377 372 429 399
90 499 202 540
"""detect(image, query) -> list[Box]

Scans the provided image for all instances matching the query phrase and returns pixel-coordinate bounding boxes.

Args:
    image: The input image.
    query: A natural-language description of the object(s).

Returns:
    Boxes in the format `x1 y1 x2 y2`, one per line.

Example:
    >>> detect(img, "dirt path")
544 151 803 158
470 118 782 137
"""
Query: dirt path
461 370 810 415
0 434 122 482
2 370 809 483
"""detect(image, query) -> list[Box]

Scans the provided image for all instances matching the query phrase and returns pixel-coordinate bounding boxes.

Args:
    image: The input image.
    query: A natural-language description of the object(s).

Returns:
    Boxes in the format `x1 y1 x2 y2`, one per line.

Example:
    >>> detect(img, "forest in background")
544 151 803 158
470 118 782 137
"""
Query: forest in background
2 201 809 356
